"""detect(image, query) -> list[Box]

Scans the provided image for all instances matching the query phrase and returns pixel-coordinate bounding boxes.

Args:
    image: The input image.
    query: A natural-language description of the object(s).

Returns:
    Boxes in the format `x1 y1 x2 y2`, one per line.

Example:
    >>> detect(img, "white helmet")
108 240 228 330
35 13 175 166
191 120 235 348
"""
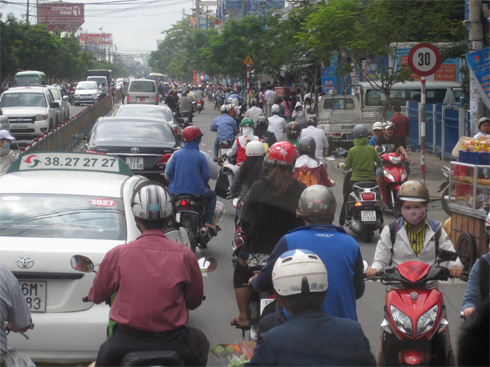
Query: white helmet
383 121 394 130
271 104 281 114
372 121 383 131
245 140 265 157
272 249 328 296
220 104 230 113
131 182 172 220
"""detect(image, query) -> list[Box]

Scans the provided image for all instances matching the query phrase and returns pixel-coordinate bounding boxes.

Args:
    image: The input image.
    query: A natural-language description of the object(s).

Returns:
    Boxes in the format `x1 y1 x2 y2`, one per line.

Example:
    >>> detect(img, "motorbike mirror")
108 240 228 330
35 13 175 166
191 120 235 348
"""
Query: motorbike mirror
376 146 385 154
362 260 369 272
437 249 457 262
385 267 396 274
198 257 217 273
70 255 95 273
238 252 258 267
232 198 240 208
177 118 185 124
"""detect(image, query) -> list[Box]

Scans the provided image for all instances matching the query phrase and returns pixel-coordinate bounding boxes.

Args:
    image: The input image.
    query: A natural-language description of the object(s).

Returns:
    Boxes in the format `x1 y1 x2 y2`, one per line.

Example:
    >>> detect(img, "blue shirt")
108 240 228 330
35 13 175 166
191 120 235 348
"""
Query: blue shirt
369 136 377 146
210 114 237 140
461 253 490 311
252 224 364 321
166 141 210 196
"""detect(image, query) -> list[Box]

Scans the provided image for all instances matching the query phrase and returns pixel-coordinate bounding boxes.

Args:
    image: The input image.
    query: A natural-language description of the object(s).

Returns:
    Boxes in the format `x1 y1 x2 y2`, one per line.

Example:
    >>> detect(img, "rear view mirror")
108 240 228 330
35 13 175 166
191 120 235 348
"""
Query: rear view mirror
73 132 86 140
437 249 457 262
70 255 95 273
198 257 217 273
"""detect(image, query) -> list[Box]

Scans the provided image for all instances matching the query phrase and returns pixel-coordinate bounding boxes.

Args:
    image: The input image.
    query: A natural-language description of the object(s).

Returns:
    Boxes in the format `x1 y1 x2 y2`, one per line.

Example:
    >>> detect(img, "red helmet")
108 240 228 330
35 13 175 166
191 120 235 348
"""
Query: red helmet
182 126 203 143
268 141 298 166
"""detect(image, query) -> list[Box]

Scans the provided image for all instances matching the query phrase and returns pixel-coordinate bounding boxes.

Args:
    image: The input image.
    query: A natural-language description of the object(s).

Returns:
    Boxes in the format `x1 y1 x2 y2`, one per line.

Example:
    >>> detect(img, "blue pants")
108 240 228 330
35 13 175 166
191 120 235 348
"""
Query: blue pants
214 138 220 156
201 190 217 225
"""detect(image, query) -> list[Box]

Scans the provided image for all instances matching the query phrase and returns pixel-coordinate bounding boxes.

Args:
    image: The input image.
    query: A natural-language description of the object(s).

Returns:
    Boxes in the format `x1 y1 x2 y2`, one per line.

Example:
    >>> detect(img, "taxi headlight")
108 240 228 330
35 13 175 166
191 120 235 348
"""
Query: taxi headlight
35 114 48 121
390 305 413 335
417 305 438 336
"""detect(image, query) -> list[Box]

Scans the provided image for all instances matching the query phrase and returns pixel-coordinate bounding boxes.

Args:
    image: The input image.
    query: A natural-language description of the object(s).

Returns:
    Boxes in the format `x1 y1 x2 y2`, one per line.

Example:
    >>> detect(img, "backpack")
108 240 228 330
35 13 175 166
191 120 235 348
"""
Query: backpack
479 257 489 301
296 165 318 187
387 221 441 266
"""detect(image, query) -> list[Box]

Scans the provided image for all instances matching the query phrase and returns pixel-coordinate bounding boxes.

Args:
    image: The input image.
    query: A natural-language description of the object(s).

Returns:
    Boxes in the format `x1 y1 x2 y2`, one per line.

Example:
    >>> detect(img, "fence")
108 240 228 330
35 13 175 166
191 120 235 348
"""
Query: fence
407 101 467 159
19 96 113 154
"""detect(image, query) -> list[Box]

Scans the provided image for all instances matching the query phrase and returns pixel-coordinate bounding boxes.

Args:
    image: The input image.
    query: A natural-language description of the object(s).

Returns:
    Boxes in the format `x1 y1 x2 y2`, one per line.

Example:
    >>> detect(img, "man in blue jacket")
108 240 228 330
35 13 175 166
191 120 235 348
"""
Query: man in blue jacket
251 185 365 321
166 126 217 231
247 249 375 366
210 104 237 160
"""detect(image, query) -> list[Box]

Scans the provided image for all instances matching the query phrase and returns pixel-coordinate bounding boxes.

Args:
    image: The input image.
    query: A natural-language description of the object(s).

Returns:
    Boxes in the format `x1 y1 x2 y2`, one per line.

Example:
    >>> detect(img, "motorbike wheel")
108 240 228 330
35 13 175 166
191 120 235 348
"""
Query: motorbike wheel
361 227 374 242
456 232 477 281
441 187 452 216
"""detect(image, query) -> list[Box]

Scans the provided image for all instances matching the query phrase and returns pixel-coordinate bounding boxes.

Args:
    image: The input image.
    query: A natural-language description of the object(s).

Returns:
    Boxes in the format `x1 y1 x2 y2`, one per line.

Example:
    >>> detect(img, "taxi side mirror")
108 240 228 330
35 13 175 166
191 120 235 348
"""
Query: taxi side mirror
73 132 86 140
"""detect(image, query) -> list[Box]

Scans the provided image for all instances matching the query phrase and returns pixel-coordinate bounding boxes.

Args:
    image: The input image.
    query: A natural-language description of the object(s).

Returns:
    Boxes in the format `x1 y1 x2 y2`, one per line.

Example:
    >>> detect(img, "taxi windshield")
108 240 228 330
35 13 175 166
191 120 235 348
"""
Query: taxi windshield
0 194 126 240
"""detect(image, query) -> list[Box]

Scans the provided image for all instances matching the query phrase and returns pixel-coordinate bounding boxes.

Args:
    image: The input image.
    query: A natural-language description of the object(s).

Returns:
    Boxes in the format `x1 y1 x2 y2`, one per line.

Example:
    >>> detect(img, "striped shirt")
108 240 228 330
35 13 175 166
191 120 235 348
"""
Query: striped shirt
404 219 428 256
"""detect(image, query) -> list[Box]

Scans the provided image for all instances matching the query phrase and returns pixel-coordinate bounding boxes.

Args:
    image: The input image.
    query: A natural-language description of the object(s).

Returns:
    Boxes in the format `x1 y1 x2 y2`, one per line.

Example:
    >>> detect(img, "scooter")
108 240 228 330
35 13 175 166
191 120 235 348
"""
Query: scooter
173 195 223 253
344 176 383 242
196 99 203 113
438 165 452 216
70 254 217 367
366 249 457 366
378 148 408 216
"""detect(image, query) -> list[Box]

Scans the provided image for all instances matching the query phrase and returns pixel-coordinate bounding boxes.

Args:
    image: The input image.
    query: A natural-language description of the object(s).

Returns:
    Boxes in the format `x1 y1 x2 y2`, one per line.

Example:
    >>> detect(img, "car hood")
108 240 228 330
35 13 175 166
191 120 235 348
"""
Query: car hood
2 106 48 116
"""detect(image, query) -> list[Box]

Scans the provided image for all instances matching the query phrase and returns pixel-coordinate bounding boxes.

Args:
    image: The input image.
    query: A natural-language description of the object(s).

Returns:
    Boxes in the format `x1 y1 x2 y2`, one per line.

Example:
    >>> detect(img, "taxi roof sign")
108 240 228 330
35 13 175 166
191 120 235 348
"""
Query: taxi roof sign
243 54 254 65
7 152 134 176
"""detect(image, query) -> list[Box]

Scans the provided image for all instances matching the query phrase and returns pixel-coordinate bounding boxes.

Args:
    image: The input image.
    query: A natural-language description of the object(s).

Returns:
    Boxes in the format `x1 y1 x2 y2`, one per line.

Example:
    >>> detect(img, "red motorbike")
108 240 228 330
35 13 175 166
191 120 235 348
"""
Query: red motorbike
370 250 457 366
379 150 408 216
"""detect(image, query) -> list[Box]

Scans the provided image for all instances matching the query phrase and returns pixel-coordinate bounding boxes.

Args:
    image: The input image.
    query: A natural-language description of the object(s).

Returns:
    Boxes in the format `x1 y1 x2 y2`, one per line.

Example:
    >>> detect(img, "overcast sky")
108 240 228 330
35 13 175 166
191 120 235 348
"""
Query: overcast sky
1 0 196 55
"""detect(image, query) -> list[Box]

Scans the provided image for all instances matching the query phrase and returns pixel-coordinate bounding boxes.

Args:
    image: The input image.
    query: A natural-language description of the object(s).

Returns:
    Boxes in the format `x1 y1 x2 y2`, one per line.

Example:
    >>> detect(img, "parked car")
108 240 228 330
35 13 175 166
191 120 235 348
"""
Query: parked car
0 86 59 140
126 79 159 105
83 117 180 183
47 85 70 123
113 104 182 141
73 81 100 106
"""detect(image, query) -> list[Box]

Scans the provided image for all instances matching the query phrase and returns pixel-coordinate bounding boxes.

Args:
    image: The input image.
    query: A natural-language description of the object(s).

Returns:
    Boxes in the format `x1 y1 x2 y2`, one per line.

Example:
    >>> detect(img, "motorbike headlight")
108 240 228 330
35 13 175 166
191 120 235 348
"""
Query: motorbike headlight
416 305 438 336
401 170 408 182
35 114 48 121
383 169 395 183
390 156 401 164
390 305 413 336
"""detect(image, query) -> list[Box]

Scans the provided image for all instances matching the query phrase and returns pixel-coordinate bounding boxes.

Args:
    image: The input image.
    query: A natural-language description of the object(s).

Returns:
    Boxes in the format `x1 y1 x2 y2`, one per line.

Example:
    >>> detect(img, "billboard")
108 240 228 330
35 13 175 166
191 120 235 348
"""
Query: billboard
80 33 113 46
37 2 84 32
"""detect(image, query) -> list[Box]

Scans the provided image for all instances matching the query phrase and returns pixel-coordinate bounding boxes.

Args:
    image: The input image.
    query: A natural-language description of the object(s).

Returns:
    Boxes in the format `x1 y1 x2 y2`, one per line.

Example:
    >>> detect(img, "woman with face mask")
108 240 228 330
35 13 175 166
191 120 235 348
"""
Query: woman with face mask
365 180 463 278
0 130 18 175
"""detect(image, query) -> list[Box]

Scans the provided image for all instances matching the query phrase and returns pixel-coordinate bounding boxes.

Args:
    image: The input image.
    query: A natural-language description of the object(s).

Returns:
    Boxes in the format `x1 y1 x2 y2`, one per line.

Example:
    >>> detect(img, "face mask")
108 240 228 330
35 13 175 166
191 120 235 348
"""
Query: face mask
242 127 253 136
401 207 427 225
3 141 10 149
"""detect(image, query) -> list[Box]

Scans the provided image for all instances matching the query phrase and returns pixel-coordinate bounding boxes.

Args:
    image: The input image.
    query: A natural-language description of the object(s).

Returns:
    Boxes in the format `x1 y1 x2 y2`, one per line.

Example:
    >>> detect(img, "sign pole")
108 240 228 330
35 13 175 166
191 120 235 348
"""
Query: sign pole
247 65 250 103
420 76 426 184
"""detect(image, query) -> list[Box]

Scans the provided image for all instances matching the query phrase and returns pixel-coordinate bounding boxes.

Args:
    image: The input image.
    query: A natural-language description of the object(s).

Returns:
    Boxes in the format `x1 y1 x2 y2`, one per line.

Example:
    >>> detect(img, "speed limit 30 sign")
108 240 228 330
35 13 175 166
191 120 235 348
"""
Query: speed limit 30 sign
408 43 441 76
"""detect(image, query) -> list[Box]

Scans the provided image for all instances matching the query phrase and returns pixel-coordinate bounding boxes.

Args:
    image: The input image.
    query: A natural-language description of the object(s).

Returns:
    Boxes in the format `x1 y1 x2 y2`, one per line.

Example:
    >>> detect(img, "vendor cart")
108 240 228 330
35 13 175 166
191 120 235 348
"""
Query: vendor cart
448 160 489 278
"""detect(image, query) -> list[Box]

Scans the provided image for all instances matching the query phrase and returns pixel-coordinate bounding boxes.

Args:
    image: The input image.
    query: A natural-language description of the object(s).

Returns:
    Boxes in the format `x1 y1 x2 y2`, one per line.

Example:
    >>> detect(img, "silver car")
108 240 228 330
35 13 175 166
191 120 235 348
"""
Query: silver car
127 79 158 105
73 81 99 106
47 85 70 123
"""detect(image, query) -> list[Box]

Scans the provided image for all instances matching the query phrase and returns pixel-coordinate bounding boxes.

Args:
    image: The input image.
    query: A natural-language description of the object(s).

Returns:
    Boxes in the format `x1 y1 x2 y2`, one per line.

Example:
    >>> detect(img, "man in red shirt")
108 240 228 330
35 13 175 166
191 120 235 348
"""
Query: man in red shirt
390 104 410 150
89 182 209 366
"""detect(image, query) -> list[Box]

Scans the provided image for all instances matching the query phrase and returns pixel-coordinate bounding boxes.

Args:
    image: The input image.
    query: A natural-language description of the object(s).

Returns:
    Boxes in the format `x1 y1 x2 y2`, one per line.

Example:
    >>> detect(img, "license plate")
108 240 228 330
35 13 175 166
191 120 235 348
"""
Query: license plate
126 157 144 170
19 281 46 312
260 298 275 315
139 97 146 102
361 210 377 223
12 124 29 130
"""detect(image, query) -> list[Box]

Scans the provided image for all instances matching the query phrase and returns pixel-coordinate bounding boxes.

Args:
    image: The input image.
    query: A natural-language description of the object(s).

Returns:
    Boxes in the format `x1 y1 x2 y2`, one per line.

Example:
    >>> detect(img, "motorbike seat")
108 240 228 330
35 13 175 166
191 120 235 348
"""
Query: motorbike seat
120 350 183 366
352 181 379 191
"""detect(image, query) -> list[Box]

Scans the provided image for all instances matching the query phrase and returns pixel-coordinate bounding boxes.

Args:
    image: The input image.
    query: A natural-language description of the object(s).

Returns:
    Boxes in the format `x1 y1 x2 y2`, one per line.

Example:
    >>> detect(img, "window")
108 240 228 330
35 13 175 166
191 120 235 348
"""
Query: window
130 81 156 92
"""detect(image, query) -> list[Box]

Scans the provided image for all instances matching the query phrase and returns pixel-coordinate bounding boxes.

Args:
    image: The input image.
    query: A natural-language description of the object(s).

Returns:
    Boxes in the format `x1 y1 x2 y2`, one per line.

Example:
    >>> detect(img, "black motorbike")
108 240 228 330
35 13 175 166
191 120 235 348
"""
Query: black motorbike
438 165 452 216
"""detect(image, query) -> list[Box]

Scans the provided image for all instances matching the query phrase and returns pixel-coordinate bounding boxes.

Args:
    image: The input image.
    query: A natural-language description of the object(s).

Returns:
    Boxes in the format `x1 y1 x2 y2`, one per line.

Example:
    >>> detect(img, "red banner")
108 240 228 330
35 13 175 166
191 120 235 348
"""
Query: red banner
80 33 113 46
37 2 84 32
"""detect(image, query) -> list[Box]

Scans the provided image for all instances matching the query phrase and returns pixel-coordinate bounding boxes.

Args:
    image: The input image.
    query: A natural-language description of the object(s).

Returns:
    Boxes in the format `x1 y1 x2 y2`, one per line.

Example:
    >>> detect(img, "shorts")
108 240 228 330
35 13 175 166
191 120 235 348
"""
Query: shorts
376 167 383 176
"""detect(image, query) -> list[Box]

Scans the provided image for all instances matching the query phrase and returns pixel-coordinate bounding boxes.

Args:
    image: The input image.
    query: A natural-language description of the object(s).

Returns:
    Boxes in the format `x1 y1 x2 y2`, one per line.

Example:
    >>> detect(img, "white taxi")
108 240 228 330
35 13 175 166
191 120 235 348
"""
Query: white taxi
0 152 187 363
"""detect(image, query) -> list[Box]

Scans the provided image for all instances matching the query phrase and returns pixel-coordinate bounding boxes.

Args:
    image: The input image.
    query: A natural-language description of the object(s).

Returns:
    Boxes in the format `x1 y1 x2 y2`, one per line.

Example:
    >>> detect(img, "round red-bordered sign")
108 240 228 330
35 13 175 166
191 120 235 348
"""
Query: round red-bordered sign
407 43 441 76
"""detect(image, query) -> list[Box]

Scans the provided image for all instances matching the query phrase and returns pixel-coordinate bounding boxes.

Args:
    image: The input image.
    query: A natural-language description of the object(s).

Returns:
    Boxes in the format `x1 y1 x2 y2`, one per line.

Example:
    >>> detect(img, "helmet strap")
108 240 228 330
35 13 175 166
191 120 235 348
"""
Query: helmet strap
301 276 310 294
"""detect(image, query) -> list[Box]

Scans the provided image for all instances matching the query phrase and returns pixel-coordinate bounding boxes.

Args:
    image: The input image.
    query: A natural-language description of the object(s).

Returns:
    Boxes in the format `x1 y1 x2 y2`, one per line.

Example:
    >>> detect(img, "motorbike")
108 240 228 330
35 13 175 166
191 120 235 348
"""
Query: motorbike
344 175 383 242
217 139 234 166
367 249 458 366
236 252 276 341
196 99 204 113
70 254 216 366
438 165 452 216
378 148 408 216
173 195 223 253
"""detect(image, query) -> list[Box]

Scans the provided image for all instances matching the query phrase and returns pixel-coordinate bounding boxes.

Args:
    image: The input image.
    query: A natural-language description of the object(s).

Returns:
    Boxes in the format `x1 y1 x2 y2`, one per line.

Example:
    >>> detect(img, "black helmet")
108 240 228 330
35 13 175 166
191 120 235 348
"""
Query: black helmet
306 115 318 126
257 115 268 127
296 185 337 223
298 136 316 157
353 124 368 138
286 122 301 140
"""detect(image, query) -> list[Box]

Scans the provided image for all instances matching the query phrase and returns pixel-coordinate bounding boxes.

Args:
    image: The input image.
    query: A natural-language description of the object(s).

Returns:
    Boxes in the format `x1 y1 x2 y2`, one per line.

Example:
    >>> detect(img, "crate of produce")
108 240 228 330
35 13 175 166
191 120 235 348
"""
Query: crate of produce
459 151 490 165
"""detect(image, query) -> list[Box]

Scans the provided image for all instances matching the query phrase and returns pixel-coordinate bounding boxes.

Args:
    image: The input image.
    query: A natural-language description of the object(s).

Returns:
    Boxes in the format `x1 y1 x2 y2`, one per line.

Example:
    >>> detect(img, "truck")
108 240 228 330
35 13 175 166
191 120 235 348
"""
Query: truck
317 93 376 155
85 69 113 88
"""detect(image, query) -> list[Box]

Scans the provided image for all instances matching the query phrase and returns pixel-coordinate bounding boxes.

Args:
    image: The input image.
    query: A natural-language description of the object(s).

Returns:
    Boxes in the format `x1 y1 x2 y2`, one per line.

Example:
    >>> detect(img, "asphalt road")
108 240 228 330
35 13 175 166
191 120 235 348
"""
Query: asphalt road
158 102 468 365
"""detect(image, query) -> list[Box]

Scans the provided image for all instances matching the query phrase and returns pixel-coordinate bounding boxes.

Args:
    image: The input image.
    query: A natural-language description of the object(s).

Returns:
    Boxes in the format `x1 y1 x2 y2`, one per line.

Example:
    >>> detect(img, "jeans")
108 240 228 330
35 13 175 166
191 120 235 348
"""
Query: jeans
201 189 217 225
214 138 219 156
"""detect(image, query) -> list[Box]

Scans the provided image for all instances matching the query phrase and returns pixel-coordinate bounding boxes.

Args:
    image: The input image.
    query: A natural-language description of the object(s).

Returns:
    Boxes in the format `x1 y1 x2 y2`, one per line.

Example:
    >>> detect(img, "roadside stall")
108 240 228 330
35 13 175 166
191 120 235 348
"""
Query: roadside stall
448 138 490 277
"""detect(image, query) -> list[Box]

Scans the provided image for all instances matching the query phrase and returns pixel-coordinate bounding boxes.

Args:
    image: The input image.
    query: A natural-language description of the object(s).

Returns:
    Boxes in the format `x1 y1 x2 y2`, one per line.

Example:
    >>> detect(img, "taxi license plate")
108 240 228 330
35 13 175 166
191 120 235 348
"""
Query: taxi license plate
126 157 144 170
19 281 46 312
361 210 377 223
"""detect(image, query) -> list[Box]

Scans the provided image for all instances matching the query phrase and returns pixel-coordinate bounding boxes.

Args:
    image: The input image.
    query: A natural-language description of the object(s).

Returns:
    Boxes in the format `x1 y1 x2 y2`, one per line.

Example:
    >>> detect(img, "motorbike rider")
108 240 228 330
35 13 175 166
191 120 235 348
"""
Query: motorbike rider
252 185 365 322
243 98 264 125
461 212 490 319
375 121 410 198
230 140 265 202
226 118 260 167
121 80 129 105
292 101 306 128
0 130 18 175
194 87 204 104
369 121 383 146
99 82 108 97
231 141 305 329
339 124 382 228
165 90 179 112
210 104 238 161
254 115 277 149
473 116 490 140
286 121 301 150
267 104 287 142
292 136 334 187
166 126 218 232
178 92 193 123
299 115 329 160
248 249 375 366
88 182 209 366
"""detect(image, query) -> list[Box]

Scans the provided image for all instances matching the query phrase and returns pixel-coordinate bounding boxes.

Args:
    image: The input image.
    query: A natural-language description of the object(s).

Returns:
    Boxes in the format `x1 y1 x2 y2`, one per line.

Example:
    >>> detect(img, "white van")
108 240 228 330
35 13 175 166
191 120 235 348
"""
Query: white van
357 81 462 119
127 79 159 105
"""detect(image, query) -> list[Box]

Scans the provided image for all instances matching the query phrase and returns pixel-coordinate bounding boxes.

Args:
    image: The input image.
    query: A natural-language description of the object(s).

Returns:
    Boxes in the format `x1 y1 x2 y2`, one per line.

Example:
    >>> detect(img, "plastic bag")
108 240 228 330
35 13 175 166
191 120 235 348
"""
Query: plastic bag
213 201 225 224
2 347 35 367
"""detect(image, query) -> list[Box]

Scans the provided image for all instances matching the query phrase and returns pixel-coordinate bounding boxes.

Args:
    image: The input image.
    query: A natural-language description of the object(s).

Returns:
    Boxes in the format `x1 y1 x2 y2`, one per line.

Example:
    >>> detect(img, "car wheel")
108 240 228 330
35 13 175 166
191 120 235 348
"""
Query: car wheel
75 103 79 106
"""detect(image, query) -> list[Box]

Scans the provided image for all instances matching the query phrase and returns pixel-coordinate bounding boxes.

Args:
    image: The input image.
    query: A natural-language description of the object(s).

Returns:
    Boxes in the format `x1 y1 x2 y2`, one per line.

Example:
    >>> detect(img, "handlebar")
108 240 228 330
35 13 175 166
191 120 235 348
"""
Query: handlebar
82 296 90 302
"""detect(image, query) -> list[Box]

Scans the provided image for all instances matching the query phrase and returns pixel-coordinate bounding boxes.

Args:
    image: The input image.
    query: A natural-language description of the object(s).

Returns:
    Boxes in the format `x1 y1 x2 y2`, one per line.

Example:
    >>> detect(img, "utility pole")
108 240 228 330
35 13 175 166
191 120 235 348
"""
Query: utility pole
468 0 484 135
26 0 30 24
196 0 200 29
